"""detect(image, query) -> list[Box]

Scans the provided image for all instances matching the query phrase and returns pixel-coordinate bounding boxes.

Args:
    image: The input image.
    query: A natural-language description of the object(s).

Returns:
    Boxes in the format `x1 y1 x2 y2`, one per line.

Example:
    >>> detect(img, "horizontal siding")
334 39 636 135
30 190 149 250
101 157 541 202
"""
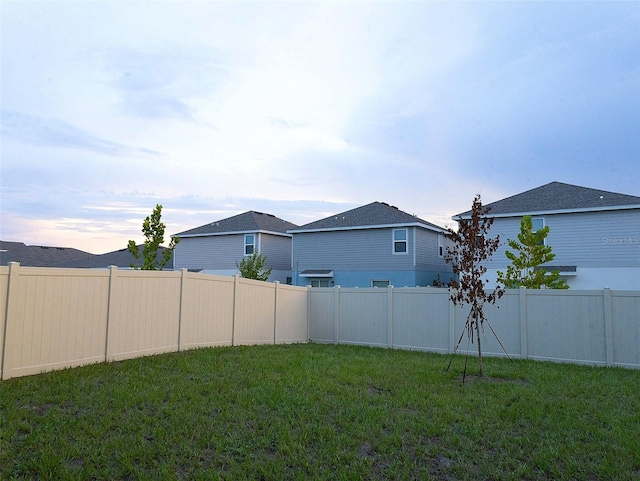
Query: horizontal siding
489 210 640 269
260 234 292 270
293 228 415 272
174 234 245 270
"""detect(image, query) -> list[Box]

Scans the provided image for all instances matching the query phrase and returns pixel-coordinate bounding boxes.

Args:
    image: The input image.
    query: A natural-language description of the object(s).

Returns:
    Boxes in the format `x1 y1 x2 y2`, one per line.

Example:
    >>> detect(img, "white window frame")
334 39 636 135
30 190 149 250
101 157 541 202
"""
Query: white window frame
244 234 255 256
310 279 331 288
438 234 444 257
531 217 546 246
393 228 408 255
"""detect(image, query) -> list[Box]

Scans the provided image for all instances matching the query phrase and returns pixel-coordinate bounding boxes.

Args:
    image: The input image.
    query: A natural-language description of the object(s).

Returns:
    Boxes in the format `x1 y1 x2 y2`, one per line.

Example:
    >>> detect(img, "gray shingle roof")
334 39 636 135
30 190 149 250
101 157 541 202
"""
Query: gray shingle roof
57 245 171 269
0 241 92 267
454 182 640 218
176 211 298 237
1 241 173 269
289 202 446 233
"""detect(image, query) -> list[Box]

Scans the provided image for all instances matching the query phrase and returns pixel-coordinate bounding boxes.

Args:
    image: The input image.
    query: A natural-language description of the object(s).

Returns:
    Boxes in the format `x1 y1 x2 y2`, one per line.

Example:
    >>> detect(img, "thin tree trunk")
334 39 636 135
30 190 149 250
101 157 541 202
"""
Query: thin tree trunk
475 309 483 376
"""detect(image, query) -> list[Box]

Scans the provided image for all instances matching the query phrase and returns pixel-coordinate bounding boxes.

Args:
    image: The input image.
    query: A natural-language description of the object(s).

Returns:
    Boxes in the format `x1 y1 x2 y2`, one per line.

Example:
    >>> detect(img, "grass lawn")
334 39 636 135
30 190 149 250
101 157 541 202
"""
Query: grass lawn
1 343 639 480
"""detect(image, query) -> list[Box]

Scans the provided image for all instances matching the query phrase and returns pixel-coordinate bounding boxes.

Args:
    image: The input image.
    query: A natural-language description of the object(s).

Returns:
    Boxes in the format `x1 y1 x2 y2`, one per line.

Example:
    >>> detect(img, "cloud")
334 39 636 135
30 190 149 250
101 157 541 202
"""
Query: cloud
0 111 162 157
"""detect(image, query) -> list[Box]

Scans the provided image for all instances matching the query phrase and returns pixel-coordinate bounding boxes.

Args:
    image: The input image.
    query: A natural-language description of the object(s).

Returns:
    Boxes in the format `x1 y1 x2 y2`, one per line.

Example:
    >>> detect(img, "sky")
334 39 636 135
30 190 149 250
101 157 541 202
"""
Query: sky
1 1 639 254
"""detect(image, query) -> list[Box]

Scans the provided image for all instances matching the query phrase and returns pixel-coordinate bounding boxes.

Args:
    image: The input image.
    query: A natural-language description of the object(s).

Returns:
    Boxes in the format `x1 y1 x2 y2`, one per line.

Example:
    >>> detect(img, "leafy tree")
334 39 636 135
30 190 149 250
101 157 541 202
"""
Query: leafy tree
127 204 179 270
497 215 569 289
444 194 505 377
236 252 272 281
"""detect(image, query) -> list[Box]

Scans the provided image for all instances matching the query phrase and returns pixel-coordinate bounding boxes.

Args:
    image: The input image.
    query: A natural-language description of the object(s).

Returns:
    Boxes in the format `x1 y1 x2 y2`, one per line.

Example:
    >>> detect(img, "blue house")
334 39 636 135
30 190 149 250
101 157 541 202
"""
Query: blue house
288 202 453 288
173 211 298 283
453 181 640 289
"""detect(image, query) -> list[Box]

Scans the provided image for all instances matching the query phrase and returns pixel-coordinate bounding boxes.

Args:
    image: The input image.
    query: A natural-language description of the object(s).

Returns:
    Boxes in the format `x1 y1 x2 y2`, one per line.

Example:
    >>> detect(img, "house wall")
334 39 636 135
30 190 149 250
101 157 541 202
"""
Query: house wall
490 209 640 268
485 209 640 289
174 233 292 283
174 234 243 271
292 227 453 288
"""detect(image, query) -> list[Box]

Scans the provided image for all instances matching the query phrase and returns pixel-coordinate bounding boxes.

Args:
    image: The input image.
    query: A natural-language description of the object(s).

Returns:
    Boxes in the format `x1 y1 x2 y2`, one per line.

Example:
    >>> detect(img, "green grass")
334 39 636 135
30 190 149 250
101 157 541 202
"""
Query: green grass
1 344 639 480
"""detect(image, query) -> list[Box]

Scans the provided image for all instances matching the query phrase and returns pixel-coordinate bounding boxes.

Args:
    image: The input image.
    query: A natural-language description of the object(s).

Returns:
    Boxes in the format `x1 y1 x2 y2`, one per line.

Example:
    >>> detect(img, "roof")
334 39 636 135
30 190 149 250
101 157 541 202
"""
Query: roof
0 241 92 267
1 241 173 269
289 202 447 233
58 245 171 269
176 211 298 237
454 182 640 219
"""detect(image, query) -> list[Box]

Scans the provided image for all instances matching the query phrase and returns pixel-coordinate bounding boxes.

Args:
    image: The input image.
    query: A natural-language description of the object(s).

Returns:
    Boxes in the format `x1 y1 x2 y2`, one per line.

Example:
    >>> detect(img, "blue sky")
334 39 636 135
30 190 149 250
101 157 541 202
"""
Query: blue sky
1 1 639 254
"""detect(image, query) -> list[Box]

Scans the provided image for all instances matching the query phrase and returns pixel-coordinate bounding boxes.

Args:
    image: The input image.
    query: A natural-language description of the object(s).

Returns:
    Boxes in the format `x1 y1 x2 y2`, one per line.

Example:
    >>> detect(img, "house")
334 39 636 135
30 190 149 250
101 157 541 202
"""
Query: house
172 211 298 283
453 181 640 289
288 202 453 288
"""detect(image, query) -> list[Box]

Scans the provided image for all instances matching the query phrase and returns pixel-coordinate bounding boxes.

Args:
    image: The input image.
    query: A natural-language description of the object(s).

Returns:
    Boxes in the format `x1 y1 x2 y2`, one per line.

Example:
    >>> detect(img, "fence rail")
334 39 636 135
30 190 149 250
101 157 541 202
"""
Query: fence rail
308 286 640 369
2 265 639 379
0 263 309 379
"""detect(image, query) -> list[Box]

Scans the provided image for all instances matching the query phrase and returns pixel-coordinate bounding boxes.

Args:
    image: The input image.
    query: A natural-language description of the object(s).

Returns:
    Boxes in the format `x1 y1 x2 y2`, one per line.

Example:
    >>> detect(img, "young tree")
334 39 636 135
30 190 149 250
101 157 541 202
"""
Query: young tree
445 194 505 377
127 204 179 270
236 252 272 281
497 215 569 289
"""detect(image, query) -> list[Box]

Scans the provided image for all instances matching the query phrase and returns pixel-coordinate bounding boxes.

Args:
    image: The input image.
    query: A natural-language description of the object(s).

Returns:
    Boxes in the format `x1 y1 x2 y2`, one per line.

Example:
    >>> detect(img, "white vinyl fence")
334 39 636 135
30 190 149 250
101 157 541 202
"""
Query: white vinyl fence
309 286 640 369
0 263 309 380
2 264 639 380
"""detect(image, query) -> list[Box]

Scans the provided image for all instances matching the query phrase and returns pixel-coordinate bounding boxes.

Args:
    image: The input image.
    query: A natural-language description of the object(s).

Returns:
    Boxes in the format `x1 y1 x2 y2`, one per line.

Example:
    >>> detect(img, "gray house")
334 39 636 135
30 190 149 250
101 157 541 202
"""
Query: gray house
173 211 298 283
288 202 453 288
453 181 640 289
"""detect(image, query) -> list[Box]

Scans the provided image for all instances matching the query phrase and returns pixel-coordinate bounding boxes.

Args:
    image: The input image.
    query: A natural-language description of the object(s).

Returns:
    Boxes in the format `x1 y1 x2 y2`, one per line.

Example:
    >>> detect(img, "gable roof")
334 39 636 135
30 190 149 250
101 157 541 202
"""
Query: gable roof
289 202 447 234
454 182 640 219
175 211 298 238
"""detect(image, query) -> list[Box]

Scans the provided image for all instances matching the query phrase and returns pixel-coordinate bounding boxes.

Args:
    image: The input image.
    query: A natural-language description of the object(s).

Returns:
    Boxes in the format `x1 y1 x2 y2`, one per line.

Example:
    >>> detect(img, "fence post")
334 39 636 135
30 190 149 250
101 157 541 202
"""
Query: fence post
519 287 528 359
273 281 280 344
104 265 119 362
232 275 239 346
334 285 341 345
448 291 455 354
387 285 394 348
1 262 20 380
306 285 311 342
603 287 614 367
177 269 187 351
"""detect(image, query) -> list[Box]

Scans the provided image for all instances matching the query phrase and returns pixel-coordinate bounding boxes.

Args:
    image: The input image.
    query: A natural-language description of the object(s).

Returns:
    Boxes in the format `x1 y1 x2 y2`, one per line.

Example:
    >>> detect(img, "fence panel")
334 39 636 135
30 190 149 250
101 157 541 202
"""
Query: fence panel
611 291 640 367
2 266 110 378
392 288 450 353
526 290 607 365
338 289 388 347
106 269 182 361
0 267 8 378
233 277 277 345
455 291 523 359
308 288 336 343
275 284 309 343
179 272 234 349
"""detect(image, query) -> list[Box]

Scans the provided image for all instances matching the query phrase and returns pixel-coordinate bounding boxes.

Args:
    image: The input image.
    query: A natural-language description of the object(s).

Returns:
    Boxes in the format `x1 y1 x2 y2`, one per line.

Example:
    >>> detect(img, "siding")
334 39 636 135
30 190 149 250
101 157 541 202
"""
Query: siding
292 228 416 273
174 234 244 270
260 233 292 270
489 209 640 269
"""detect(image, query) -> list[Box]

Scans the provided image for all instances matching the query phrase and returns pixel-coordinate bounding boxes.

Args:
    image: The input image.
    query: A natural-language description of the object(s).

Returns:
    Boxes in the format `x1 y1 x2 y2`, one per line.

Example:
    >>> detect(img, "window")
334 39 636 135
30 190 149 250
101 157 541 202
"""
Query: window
438 234 444 257
393 229 408 254
244 234 255 255
371 280 390 288
310 279 330 287
531 218 545 245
